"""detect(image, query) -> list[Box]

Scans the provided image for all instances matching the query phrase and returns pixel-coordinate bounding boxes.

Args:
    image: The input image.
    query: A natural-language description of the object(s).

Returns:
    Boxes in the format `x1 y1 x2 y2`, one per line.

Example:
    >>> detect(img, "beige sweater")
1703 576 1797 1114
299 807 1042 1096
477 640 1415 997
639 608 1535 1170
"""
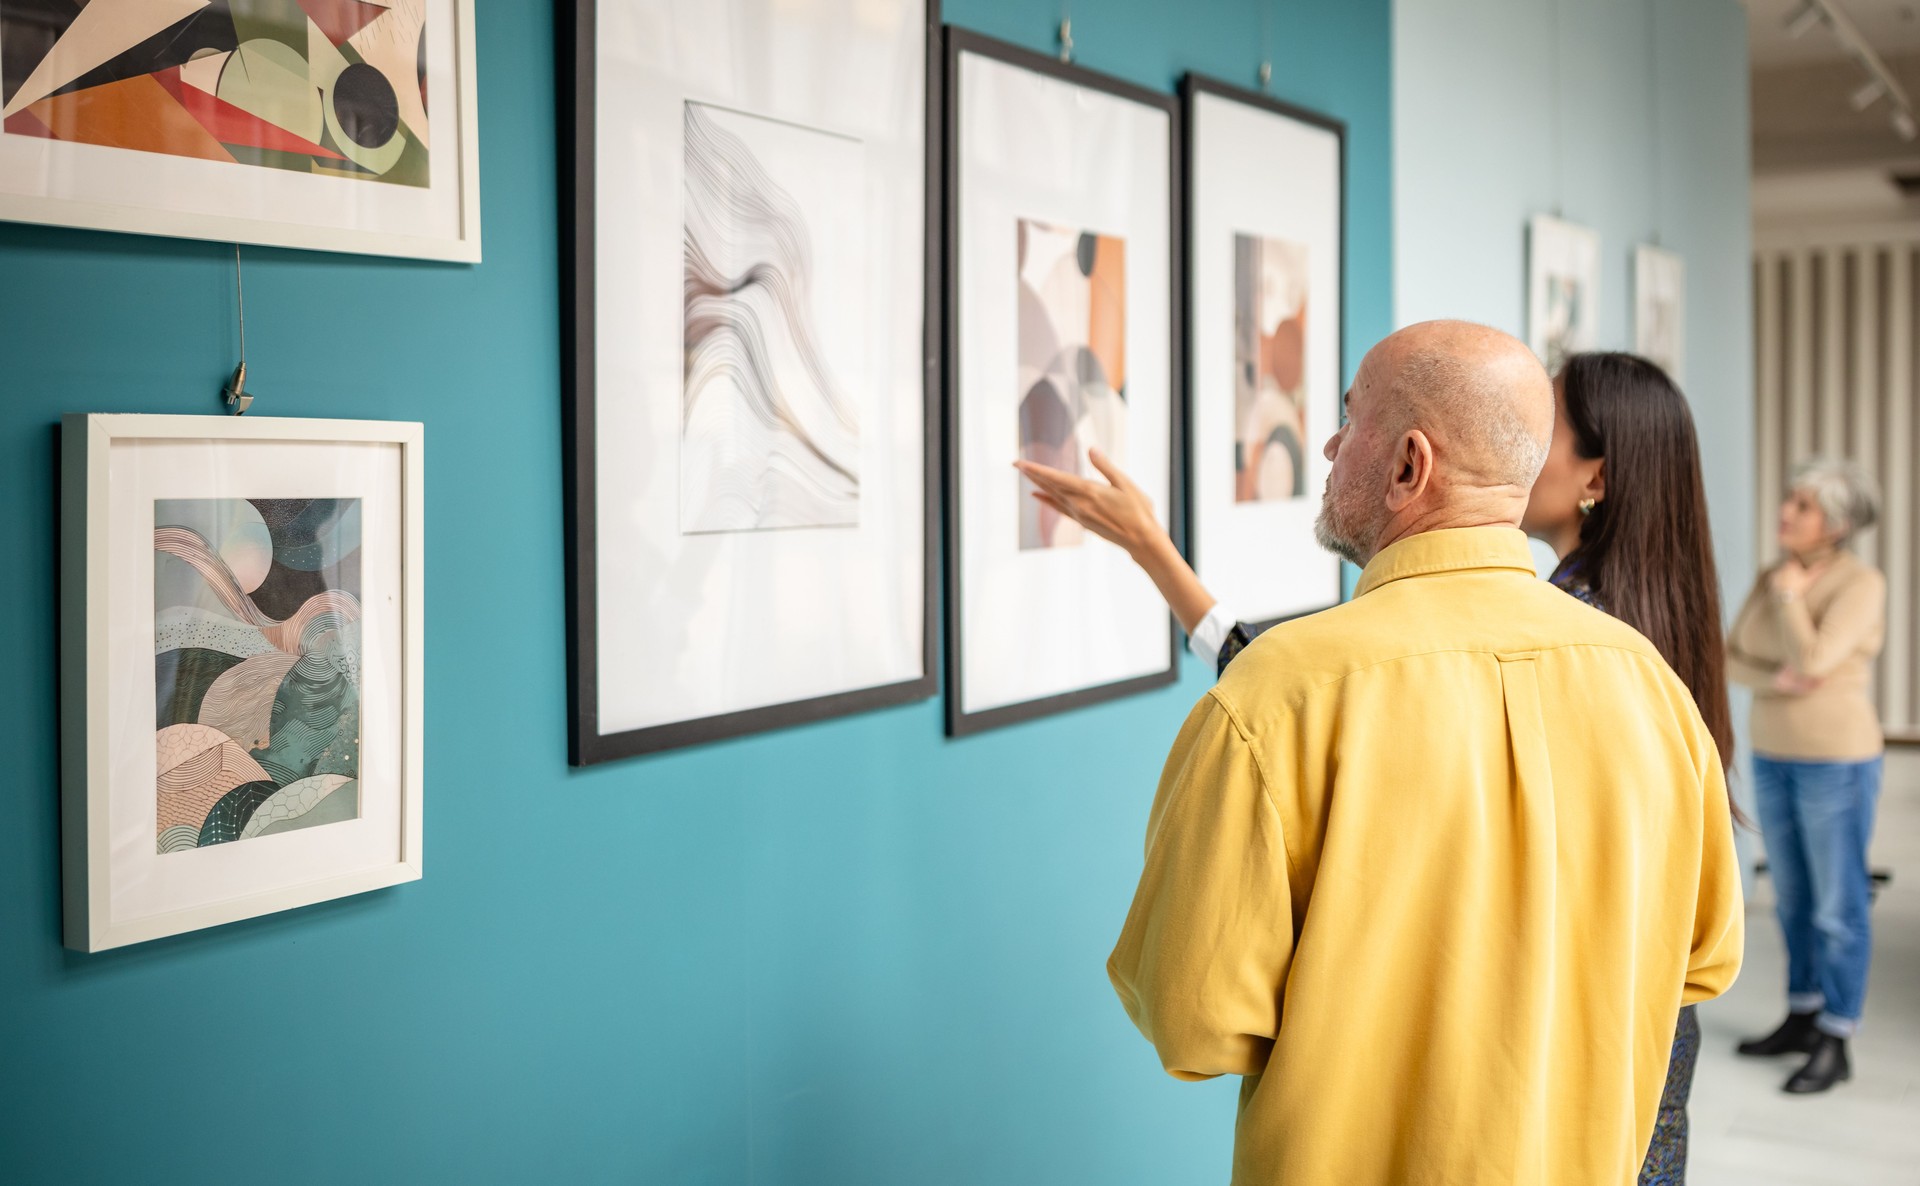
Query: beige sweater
1727 550 1887 762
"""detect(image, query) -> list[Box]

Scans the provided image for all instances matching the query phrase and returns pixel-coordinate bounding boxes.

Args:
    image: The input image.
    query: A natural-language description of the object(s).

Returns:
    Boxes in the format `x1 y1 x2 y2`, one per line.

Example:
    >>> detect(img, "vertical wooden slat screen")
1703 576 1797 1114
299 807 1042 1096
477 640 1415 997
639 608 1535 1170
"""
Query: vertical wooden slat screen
1886 247 1913 730
1754 227 1920 740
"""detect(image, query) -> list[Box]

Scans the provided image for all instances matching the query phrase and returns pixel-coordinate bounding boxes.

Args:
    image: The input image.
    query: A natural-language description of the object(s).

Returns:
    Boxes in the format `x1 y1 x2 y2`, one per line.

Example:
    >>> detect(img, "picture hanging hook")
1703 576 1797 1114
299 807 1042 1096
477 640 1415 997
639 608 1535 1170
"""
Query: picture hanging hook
222 243 256 416
1059 17 1073 64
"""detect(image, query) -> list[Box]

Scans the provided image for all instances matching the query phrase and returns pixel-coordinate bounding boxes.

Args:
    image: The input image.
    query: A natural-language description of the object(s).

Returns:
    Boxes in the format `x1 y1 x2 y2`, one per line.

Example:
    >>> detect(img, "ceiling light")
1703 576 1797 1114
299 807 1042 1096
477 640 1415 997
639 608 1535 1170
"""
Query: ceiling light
1853 78 1889 110
1786 0 1827 37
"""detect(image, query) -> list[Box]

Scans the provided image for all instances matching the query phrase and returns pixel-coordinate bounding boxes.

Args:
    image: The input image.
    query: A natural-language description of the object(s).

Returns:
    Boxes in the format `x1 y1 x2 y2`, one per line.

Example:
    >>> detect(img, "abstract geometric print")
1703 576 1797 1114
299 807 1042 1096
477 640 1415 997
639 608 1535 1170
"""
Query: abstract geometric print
1 0 431 187
681 101 863 533
154 497 361 854
1016 217 1126 549
1233 233 1309 503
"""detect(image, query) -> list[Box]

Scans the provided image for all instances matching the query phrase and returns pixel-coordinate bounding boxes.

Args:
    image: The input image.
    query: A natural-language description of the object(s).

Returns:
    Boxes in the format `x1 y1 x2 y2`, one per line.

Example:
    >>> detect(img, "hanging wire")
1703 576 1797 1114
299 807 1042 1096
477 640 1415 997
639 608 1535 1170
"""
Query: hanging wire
234 243 247 367
1259 0 1273 91
223 243 254 414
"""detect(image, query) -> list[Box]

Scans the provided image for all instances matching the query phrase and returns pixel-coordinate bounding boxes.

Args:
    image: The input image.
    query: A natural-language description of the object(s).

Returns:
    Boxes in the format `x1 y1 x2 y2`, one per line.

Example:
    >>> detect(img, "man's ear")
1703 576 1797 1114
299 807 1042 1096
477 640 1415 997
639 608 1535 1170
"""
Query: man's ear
1384 430 1434 513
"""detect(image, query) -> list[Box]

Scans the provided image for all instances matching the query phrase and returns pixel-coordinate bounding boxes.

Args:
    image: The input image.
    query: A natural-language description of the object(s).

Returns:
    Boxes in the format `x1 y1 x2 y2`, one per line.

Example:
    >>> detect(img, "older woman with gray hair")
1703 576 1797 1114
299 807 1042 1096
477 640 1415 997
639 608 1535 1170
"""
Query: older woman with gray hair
1728 458 1887 1094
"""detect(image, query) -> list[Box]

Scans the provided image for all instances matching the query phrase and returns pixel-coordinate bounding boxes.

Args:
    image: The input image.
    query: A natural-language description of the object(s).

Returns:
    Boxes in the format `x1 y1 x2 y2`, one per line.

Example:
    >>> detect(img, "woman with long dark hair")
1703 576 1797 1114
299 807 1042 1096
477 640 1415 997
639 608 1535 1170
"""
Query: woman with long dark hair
1018 349 1733 1183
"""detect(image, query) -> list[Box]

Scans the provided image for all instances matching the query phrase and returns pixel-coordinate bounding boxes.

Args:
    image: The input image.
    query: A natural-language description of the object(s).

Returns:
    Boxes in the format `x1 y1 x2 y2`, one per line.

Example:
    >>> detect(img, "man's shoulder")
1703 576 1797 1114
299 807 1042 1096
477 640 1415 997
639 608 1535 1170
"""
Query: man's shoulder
1218 572 1666 705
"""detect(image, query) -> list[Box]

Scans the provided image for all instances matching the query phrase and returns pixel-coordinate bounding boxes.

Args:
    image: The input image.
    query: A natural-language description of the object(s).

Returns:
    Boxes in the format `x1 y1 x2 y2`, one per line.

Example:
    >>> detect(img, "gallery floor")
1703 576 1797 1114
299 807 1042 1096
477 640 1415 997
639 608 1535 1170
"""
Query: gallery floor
1689 747 1920 1185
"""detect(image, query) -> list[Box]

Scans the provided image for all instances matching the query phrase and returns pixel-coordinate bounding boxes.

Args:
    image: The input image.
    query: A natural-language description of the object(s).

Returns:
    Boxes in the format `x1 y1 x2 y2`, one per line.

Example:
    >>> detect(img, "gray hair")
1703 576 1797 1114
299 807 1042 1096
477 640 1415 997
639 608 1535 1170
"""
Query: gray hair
1789 457 1881 544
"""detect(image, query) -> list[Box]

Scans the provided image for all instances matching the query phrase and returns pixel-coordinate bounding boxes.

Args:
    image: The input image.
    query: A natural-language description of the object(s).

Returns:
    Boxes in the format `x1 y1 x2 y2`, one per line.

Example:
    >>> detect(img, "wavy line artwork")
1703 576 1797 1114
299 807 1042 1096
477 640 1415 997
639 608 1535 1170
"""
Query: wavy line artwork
153 498 361 854
681 101 864 533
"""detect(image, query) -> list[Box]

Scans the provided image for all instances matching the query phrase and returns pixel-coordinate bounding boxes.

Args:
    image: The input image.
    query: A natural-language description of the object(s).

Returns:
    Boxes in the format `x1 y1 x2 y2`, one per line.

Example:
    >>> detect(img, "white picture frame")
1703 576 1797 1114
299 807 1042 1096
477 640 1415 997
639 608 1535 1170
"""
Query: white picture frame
944 28 1180 735
1528 214 1601 374
0 2 481 262
1634 243 1685 384
561 0 937 763
1182 74 1344 632
61 414 425 951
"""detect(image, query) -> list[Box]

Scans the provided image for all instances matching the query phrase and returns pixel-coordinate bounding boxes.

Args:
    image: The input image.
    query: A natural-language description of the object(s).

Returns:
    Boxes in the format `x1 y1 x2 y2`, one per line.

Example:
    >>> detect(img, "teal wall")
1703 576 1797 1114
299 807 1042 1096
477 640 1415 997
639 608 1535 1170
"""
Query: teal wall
0 2 1390 1182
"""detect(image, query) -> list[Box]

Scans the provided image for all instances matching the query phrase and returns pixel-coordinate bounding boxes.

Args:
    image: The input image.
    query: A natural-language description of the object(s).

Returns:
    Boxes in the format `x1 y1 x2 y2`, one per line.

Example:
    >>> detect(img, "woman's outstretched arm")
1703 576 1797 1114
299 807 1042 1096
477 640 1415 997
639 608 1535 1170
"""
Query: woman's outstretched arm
1014 449 1216 634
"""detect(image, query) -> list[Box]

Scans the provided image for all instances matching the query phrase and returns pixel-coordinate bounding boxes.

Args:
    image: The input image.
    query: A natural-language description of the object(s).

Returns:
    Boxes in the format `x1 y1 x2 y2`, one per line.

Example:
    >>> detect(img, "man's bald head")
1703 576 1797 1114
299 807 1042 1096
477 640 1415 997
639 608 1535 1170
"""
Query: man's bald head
1314 320 1555 566
1361 320 1554 490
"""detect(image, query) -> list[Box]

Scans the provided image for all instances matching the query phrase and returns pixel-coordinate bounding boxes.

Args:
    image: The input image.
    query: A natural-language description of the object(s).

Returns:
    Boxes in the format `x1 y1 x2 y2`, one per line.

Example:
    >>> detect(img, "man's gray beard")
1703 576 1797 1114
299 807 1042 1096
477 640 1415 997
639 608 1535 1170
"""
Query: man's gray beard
1314 490 1369 568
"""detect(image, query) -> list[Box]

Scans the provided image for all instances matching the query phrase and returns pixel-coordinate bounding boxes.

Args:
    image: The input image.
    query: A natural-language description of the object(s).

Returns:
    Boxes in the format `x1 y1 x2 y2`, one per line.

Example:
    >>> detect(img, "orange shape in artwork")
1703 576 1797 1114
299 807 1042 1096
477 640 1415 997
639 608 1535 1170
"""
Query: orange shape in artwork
1087 234 1128 395
298 0 392 48
26 73 232 163
152 67 346 160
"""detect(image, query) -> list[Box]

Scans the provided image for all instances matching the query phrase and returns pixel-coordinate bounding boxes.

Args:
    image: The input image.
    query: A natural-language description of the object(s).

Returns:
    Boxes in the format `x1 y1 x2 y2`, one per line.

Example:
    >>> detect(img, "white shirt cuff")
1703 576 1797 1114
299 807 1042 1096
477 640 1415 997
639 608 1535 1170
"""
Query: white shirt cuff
1188 604 1236 666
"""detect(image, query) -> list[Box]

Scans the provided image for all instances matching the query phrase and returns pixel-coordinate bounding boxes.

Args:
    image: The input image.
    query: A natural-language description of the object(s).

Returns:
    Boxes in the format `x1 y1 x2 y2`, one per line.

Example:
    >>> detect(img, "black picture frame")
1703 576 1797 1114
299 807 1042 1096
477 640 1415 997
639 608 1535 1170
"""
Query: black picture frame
941 27 1184 737
1178 72 1346 634
558 1 943 765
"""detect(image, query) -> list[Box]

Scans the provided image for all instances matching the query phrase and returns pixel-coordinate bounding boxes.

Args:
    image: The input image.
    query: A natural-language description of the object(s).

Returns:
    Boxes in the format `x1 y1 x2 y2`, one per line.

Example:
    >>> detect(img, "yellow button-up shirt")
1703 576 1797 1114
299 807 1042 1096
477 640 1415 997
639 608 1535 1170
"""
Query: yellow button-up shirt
1109 526 1743 1186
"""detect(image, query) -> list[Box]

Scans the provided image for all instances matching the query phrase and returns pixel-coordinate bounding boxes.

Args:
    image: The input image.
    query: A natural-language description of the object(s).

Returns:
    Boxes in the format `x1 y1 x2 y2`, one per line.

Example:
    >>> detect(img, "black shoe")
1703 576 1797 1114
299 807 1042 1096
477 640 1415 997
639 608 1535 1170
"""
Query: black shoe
1783 1033 1851 1094
1736 1010 1821 1056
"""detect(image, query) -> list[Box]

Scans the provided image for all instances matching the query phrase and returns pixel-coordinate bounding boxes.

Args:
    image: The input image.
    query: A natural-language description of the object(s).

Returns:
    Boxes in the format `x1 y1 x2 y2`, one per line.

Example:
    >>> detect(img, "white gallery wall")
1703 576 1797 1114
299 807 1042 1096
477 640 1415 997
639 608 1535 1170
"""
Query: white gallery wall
1393 0 1756 773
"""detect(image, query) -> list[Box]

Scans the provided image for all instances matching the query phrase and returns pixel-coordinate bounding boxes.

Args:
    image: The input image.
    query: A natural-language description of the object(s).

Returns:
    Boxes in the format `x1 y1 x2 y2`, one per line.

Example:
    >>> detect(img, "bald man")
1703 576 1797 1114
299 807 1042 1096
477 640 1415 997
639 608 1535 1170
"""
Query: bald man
1103 322 1743 1184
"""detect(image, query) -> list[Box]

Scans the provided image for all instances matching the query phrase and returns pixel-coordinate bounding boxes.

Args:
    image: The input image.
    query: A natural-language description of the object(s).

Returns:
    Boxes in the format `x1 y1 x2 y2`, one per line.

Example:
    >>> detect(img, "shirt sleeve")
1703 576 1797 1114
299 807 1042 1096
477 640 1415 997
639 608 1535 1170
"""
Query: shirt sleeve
1186 604 1236 667
1108 691 1295 1082
1778 566 1886 679
1682 731 1745 1006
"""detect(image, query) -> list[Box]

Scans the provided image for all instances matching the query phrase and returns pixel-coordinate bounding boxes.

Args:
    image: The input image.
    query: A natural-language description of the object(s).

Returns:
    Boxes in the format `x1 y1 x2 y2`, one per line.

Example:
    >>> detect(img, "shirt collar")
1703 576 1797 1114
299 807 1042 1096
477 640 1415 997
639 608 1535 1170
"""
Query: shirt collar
1353 526 1540 598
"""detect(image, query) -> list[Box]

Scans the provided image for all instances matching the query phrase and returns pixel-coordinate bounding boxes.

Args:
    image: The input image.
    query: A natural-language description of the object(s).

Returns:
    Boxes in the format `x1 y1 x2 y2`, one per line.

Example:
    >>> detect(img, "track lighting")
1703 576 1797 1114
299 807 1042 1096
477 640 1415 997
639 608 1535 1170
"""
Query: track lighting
1894 110 1918 141
1852 78 1888 110
1785 0 1826 37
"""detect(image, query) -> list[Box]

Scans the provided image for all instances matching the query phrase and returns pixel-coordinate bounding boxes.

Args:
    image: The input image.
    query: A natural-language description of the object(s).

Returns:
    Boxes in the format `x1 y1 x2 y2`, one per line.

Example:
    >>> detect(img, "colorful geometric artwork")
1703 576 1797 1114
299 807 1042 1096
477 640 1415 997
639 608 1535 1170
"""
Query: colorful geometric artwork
1016 217 1127 550
680 101 863 533
154 498 361 854
1233 233 1309 503
1 0 431 187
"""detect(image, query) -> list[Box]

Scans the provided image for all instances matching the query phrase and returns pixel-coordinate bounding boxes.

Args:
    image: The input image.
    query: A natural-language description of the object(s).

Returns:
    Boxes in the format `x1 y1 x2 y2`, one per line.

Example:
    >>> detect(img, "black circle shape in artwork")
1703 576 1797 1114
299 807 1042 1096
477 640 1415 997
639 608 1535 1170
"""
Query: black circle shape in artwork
332 62 401 149
1076 232 1099 277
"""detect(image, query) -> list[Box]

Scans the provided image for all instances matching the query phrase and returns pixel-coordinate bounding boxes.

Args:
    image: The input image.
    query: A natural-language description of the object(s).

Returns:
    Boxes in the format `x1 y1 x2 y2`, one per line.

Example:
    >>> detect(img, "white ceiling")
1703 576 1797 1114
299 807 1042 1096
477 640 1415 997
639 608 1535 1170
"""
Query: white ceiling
1747 0 1920 66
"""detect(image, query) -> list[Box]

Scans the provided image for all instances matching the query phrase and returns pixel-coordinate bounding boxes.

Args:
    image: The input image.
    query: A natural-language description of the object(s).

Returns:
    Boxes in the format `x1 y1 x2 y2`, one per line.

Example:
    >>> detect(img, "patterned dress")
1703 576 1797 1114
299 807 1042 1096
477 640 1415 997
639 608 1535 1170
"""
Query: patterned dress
1216 571 1700 1182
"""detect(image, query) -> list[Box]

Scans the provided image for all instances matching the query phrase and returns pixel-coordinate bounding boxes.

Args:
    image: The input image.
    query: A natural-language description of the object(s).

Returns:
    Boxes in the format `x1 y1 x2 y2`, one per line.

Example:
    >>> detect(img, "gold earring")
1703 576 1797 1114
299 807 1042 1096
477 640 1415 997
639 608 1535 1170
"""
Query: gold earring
1578 498 1597 516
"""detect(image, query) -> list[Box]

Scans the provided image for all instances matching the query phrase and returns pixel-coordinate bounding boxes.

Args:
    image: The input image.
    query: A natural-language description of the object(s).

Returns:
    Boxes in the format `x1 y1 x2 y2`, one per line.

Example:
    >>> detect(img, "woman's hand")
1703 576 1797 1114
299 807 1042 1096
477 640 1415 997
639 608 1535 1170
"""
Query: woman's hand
1014 448 1164 561
1770 558 1825 600
1013 448 1217 635
1770 667 1822 696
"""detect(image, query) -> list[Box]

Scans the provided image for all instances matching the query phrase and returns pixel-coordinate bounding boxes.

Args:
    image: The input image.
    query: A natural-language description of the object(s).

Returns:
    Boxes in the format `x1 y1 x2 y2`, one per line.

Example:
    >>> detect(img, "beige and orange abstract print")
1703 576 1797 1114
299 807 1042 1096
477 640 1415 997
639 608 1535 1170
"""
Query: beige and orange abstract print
1233 233 1309 503
1015 217 1127 550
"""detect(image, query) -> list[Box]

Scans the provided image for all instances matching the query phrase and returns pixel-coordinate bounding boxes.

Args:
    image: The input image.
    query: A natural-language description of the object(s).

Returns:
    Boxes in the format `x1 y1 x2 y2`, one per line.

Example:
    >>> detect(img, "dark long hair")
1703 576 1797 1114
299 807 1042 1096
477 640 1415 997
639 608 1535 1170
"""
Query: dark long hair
1551 353 1738 795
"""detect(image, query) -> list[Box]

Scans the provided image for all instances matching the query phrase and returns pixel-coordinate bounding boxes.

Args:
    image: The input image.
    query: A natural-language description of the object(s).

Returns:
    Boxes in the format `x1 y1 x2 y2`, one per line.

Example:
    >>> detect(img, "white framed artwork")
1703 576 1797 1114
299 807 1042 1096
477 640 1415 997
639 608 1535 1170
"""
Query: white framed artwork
61 414 424 951
1528 214 1600 374
1634 243 1685 384
945 28 1179 735
0 1 481 261
1182 74 1343 630
561 0 936 762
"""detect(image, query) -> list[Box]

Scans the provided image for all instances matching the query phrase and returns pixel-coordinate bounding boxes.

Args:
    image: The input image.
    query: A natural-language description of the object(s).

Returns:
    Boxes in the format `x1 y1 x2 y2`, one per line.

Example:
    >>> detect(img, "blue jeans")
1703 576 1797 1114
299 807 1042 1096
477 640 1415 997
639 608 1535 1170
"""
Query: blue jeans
1751 754 1883 1036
